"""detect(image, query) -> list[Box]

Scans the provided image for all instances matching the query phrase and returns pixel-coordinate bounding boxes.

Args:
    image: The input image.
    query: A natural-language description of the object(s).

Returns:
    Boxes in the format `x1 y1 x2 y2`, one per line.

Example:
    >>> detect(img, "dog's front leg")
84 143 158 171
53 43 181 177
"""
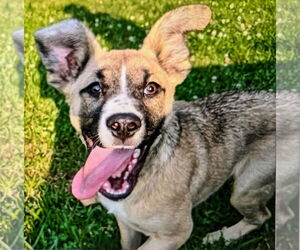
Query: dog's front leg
117 219 142 250
137 234 189 250
138 228 192 250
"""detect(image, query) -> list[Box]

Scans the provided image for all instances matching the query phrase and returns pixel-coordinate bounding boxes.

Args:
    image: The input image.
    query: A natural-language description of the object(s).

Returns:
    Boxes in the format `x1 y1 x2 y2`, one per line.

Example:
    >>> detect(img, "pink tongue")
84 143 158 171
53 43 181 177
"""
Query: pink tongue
72 146 134 200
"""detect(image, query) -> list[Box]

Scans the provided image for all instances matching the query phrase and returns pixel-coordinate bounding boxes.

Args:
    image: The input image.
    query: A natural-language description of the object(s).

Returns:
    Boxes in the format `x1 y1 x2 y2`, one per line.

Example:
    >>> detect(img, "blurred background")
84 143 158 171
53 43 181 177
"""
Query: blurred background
0 0 24 249
276 0 299 249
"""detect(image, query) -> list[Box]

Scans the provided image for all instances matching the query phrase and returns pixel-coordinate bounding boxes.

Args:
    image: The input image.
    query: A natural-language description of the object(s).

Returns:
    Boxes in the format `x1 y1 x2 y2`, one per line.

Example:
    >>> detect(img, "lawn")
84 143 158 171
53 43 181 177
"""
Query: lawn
24 0 275 249
0 0 23 249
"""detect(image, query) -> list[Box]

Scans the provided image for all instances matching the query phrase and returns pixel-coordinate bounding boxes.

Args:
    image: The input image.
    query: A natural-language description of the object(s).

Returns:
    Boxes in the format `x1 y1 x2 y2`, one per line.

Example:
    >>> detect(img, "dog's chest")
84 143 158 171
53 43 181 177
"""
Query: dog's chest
97 193 128 219
97 193 155 234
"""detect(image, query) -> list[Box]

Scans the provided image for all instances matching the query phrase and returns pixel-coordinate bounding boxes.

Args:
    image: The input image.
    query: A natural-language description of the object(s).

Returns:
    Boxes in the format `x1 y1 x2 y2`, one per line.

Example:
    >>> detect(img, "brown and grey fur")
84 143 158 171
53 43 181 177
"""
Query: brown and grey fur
34 5 295 249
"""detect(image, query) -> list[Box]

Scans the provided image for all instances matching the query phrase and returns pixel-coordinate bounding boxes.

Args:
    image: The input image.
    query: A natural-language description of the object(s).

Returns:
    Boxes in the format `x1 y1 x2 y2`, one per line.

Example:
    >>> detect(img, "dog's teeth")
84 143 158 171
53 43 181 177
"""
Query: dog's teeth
103 181 110 189
123 182 130 190
133 149 141 159
132 159 137 164
128 164 133 171
112 171 122 178
124 171 129 180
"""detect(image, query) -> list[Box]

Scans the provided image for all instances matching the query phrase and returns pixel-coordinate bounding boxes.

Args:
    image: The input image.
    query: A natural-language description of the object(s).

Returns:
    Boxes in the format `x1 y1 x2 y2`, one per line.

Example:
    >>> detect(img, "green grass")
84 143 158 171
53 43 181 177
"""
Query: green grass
25 0 275 249
0 0 23 249
276 0 300 91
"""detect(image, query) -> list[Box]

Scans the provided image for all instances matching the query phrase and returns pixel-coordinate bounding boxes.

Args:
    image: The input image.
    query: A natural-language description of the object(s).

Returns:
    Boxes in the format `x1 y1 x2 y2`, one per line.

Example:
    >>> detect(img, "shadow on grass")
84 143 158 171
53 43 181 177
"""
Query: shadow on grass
29 4 275 249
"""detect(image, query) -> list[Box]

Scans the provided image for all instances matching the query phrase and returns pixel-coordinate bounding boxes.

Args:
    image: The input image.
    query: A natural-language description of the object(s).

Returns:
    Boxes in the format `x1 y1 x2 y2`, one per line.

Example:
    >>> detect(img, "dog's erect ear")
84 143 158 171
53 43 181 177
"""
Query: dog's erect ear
12 28 24 64
141 5 211 85
35 19 100 94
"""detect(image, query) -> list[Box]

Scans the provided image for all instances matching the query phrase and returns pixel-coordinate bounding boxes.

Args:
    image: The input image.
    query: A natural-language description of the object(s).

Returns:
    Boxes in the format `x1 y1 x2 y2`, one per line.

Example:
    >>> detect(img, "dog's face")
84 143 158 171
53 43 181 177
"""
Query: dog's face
70 49 174 150
35 5 211 200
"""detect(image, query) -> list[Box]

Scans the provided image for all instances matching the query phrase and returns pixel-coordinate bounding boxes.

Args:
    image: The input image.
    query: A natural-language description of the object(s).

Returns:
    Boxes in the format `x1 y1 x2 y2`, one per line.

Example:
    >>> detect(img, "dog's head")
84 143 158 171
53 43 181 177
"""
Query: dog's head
35 5 211 201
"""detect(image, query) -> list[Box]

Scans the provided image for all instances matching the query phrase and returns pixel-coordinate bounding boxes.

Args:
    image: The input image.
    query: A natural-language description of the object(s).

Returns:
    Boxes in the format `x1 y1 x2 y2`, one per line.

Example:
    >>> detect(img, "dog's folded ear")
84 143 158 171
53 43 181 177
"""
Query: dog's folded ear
35 19 99 94
141 5 211 85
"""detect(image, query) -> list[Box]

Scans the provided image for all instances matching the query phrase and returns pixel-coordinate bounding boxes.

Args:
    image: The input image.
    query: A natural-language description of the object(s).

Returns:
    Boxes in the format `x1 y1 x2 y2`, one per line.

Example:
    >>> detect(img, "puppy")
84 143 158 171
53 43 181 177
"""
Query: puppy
35 5 277 249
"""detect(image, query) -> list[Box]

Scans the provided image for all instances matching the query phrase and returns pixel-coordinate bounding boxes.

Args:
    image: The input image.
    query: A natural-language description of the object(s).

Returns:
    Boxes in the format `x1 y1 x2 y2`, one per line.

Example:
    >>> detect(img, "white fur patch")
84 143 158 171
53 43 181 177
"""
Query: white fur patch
97 193 127 218
120 64 127 93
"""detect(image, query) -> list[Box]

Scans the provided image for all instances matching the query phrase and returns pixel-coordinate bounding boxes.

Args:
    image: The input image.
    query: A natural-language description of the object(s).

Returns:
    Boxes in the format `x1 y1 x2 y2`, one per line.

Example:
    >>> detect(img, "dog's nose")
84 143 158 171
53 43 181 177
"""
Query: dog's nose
106 113 142 142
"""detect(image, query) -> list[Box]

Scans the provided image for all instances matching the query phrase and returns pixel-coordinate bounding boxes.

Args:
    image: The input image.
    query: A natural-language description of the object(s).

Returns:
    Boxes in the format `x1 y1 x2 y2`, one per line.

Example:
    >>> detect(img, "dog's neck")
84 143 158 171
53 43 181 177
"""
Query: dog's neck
146 109 182 166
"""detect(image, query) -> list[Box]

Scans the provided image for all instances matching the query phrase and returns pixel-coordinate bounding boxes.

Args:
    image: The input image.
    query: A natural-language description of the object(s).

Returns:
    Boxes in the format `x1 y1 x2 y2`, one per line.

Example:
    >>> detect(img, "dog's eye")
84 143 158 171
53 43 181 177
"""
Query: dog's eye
87 82 102 96
144 82 161 97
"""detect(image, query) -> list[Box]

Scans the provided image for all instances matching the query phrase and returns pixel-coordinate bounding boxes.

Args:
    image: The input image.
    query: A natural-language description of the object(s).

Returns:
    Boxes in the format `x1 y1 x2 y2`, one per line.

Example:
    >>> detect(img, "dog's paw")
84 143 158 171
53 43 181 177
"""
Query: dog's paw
202 227 229 245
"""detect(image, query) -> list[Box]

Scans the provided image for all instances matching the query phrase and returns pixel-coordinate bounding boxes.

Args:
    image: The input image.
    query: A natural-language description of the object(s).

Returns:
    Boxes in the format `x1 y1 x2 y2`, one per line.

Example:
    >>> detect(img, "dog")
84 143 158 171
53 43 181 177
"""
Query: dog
34 5 281 249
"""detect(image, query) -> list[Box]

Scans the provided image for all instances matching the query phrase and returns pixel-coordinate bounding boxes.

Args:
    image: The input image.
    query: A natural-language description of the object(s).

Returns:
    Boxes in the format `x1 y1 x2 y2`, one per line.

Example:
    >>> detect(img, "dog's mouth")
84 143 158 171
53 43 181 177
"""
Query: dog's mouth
72 141 148 201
